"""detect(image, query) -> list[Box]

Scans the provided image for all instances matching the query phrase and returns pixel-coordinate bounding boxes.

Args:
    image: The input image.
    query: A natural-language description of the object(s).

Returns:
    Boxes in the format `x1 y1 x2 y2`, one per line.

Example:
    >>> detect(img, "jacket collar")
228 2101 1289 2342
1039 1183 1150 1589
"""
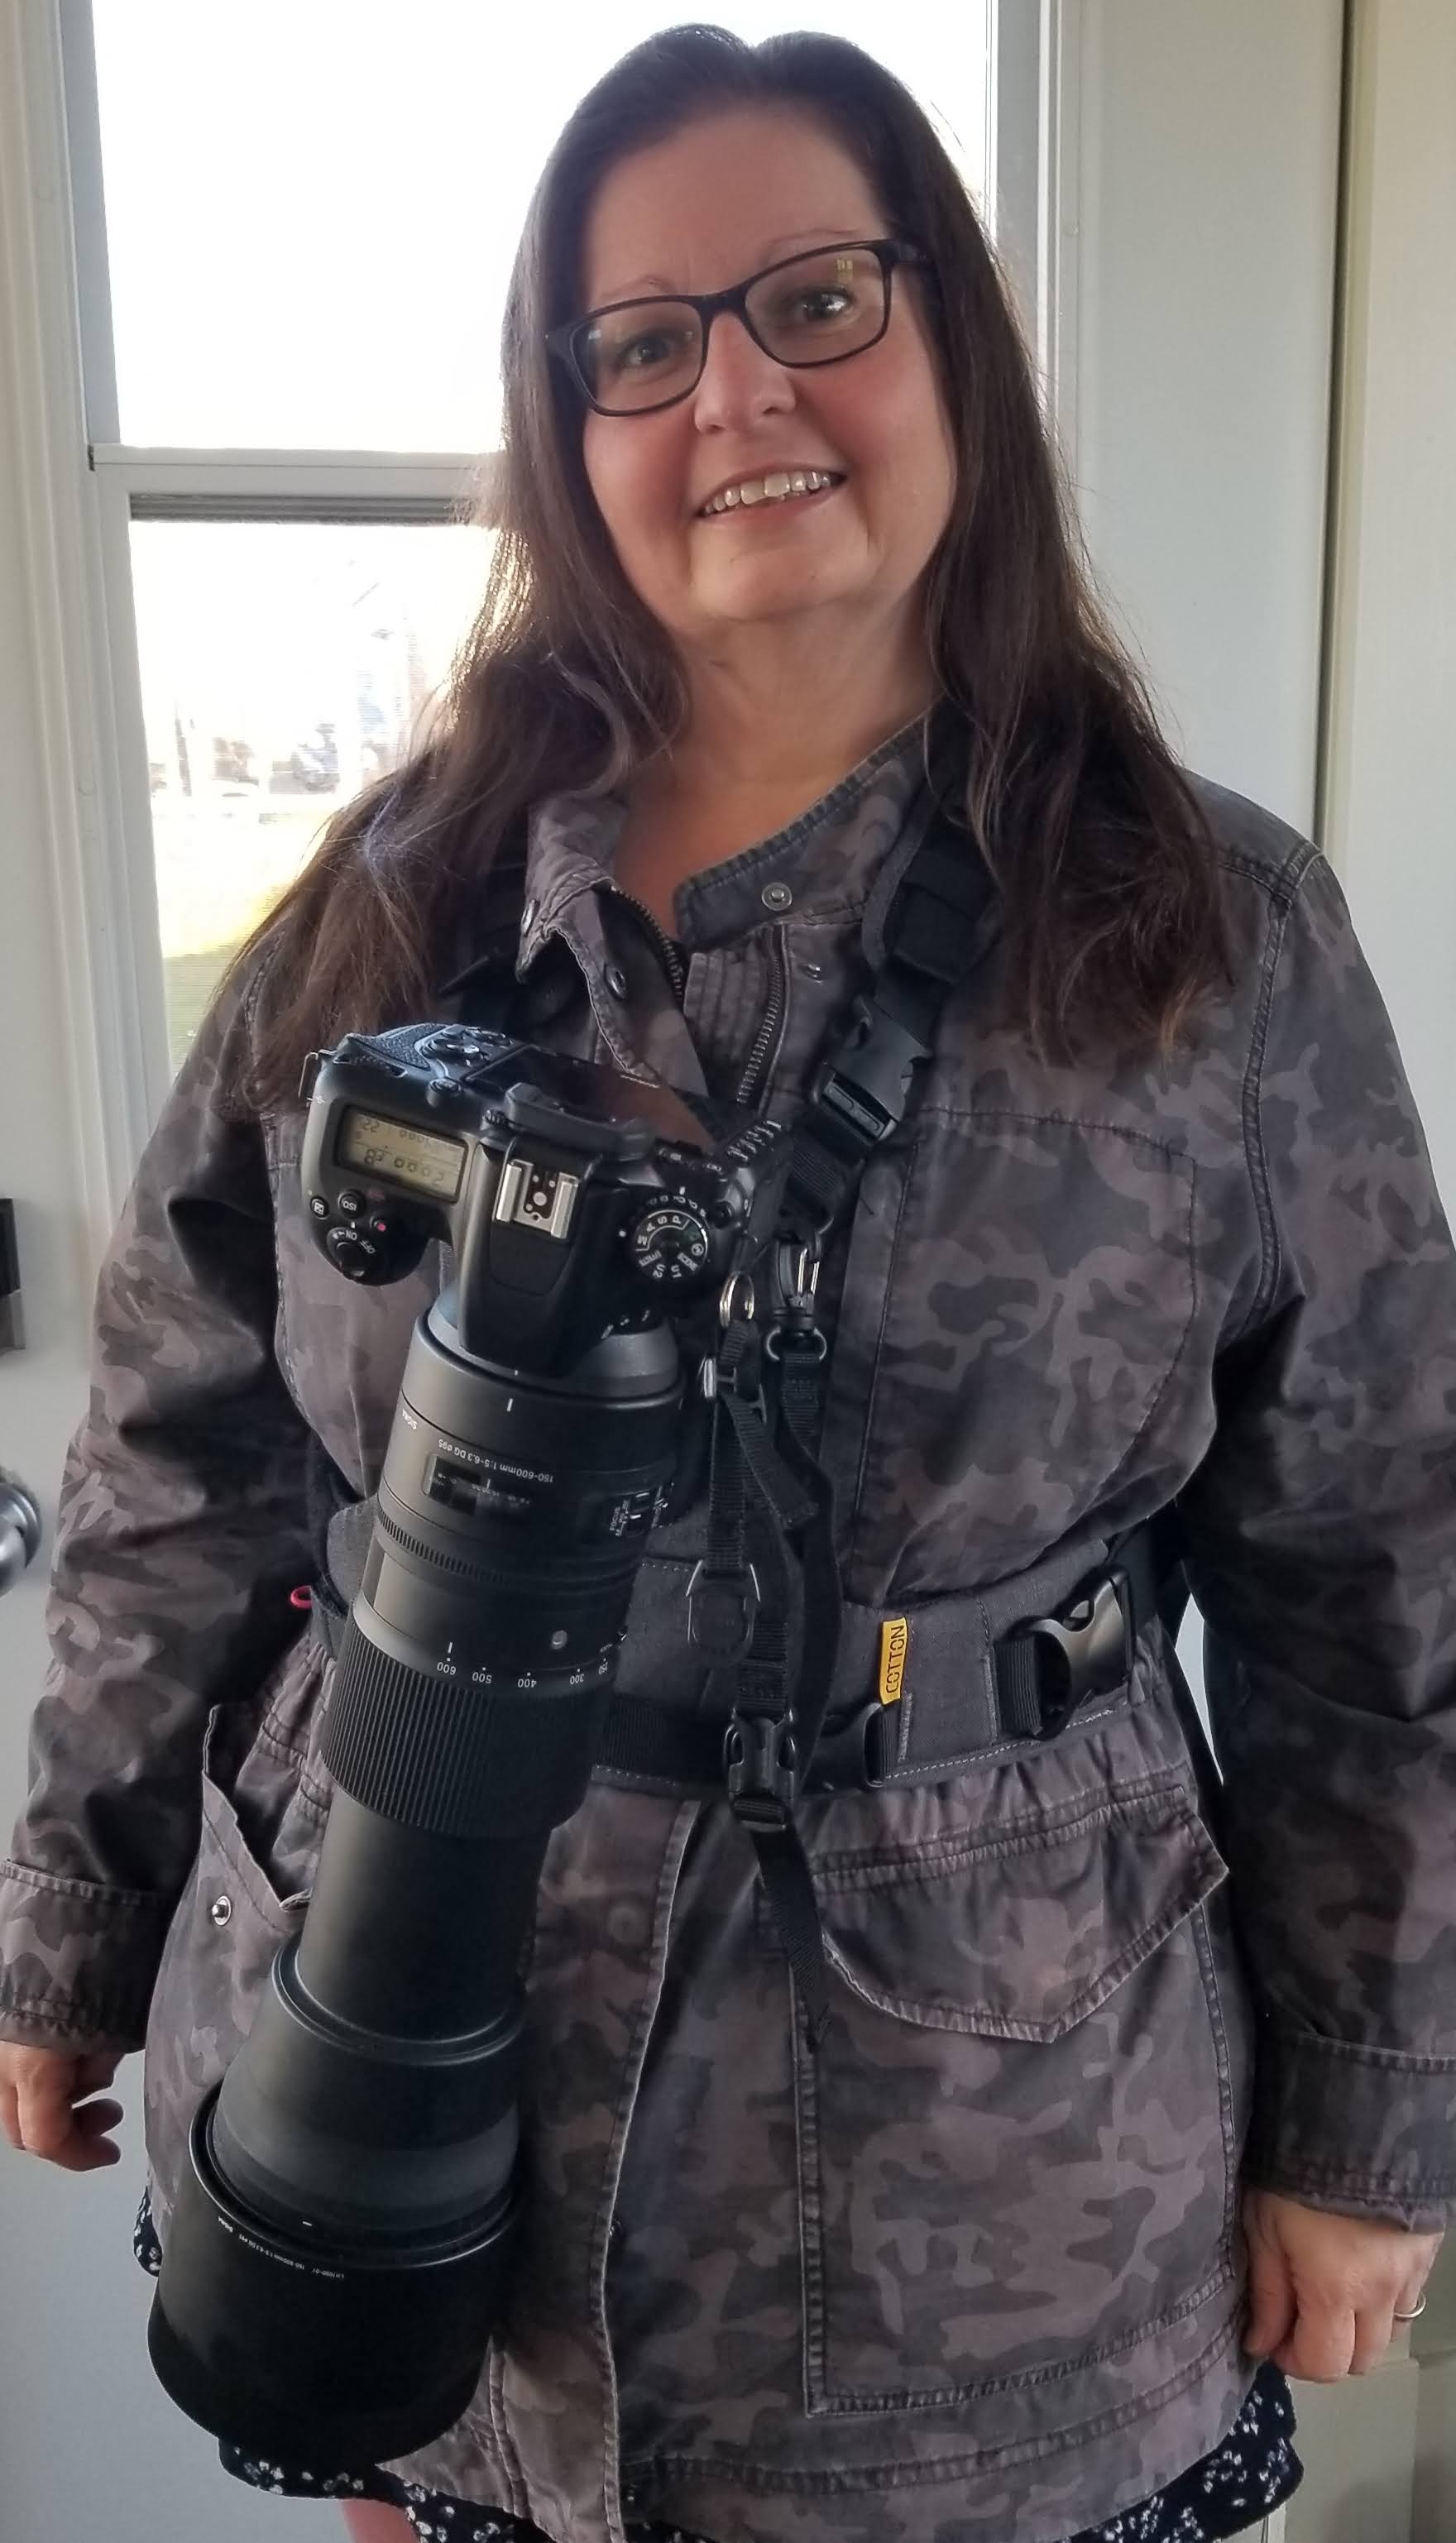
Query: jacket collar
515 711 946 977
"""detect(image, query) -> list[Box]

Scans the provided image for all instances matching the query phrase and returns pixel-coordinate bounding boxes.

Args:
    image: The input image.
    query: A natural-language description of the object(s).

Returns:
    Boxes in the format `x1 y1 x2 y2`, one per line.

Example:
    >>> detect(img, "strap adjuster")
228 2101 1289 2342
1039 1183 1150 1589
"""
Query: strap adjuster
1019 1573 1133 1738
725 1711 800 1827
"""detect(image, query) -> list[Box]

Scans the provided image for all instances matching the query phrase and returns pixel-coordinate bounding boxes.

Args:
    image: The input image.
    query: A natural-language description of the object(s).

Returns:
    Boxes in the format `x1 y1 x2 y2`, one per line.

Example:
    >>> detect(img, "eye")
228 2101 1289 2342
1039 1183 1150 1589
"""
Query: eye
783 286 857 325
602 323 696 378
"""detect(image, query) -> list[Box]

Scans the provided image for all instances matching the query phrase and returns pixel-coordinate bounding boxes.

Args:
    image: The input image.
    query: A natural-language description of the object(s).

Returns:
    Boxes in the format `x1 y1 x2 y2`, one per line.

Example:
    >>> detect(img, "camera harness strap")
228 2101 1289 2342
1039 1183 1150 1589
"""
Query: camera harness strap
673 787 993 2045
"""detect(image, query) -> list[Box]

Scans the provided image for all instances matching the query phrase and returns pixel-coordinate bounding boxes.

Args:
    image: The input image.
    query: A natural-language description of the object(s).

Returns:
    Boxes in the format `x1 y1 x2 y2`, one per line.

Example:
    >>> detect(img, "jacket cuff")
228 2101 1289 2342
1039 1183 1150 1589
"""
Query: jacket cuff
0 1861 174 2052
1244 2010 1456 2231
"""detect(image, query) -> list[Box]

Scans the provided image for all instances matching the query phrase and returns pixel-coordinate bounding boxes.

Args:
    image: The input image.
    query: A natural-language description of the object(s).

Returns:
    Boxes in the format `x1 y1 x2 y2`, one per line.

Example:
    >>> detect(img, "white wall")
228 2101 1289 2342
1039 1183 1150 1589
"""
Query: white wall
1320 0 1456 1214
1066 0 1344 836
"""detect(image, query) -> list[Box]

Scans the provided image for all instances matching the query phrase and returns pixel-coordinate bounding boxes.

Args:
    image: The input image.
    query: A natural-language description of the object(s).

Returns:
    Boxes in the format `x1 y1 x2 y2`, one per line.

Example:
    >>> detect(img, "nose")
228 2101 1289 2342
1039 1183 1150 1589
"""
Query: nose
691 309 796 430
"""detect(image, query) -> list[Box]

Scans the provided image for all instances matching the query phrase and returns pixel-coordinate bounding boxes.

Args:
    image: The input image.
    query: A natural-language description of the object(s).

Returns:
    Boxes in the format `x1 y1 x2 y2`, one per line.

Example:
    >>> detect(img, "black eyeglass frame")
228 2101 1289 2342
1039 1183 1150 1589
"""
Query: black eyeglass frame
545 237 931 417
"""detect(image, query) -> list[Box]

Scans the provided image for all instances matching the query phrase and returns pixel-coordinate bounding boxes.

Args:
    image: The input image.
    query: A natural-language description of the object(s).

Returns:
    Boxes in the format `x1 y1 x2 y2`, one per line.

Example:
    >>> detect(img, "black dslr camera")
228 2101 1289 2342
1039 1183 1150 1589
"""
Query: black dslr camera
148 1023 796 2464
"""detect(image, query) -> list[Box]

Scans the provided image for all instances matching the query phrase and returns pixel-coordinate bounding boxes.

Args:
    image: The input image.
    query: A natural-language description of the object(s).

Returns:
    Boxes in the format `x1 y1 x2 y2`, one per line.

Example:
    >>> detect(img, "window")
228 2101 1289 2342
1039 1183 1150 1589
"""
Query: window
68 0 996 1084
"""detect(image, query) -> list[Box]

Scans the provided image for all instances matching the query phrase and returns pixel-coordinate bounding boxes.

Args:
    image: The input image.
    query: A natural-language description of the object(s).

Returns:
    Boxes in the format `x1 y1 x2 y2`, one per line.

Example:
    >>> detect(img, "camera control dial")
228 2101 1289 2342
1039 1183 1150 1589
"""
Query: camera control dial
324 1205 419 1284
627 1200 713 1286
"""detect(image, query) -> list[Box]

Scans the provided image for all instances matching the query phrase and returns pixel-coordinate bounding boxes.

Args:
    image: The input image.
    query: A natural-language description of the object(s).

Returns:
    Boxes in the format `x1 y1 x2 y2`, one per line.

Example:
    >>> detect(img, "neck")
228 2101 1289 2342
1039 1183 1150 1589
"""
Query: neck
661 614 941 805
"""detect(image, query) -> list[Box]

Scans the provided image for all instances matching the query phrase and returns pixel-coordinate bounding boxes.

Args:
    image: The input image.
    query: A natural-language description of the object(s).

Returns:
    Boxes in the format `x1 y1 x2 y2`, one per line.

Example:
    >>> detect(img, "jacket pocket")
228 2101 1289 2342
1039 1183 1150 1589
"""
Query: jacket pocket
142 1700 314 2225
793 1775 1238 2412
823 1111 1198 1602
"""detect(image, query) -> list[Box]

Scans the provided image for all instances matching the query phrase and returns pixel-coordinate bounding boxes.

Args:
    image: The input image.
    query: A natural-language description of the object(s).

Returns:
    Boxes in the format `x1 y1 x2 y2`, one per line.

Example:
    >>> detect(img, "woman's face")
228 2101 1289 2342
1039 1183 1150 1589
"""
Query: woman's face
577 107 957 673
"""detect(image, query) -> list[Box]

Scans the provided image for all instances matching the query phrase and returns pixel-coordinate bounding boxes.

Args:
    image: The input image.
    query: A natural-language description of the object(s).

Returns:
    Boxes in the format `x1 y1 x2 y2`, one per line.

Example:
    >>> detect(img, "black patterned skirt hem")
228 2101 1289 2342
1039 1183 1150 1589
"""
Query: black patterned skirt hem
134 2191 1300 2542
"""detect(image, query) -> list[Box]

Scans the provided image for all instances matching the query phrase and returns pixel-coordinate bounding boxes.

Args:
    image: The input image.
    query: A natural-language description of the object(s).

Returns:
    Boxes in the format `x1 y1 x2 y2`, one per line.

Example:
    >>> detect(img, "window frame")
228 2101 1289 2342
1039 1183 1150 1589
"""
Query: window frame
44 0 1053 1215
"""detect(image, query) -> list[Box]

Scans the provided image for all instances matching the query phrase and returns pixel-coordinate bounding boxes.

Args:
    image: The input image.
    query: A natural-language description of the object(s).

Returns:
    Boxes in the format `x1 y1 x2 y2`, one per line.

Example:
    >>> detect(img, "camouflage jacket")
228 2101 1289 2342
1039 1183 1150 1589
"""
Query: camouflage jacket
5 718 1456 2543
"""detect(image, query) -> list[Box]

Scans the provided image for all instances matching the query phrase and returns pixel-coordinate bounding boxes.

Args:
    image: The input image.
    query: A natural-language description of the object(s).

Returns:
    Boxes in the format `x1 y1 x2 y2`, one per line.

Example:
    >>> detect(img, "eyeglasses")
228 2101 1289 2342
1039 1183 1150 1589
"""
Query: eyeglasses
546 237 929 418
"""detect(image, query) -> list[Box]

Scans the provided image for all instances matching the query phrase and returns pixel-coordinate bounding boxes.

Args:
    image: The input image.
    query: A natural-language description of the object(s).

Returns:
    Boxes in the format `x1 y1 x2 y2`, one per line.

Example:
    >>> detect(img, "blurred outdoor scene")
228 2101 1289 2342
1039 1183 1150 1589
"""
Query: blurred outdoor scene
132 520 495 1062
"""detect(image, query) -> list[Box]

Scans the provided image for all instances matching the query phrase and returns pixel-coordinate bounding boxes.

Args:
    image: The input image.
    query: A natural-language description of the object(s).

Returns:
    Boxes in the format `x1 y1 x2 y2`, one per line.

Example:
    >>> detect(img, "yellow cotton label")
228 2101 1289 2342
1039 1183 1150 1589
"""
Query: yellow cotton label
879 1618 908 1706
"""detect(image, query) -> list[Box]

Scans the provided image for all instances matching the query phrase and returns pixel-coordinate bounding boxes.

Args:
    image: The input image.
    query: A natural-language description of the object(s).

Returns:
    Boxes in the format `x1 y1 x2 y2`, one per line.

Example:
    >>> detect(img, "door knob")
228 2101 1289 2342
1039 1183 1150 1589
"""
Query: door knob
0 1478 41 1596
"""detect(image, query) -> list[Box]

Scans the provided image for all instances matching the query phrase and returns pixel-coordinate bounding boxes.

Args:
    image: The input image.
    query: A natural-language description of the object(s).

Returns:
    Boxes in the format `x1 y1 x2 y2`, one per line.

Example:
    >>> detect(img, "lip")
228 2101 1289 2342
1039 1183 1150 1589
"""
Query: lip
693 466 845 519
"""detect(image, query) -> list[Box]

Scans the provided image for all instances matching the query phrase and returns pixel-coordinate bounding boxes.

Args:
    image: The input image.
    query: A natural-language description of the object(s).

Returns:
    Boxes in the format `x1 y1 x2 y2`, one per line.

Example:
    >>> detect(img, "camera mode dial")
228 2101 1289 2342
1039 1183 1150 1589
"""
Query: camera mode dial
324 1204 418 1284
627 1200 713 1286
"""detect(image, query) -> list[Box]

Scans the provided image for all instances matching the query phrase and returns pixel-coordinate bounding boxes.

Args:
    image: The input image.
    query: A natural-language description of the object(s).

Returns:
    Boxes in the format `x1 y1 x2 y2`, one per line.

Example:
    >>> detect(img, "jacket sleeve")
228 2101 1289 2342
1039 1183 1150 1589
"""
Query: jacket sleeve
1176 847 1456 2231
0 960 314 2054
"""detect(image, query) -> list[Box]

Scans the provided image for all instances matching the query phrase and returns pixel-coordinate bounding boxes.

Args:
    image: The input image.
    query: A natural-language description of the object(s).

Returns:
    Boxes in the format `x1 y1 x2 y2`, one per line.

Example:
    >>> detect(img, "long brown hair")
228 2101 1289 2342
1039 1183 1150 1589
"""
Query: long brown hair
231 22 1229 1111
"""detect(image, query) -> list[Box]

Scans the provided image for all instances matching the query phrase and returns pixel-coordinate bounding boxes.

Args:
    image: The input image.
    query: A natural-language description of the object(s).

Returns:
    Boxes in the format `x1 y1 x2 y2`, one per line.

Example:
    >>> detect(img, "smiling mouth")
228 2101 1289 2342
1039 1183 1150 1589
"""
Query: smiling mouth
697 468 845 520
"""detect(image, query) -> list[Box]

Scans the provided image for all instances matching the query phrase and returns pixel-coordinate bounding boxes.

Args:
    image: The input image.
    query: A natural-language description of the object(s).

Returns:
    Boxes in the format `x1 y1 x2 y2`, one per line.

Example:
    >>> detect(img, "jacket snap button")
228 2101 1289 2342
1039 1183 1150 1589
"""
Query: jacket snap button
209 1895 232 1929
605 963 629 999
761 881 793 912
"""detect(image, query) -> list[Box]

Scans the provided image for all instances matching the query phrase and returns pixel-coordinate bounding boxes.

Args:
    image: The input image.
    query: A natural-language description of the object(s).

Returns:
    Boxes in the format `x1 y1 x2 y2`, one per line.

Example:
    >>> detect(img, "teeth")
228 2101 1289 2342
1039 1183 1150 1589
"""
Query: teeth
702 468 838 516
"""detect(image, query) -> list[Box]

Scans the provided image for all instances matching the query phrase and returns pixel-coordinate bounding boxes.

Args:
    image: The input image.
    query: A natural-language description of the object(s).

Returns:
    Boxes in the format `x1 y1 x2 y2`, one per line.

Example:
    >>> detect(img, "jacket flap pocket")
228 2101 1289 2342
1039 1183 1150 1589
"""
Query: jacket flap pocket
199 1703 312 1928
817 1782 1226 2041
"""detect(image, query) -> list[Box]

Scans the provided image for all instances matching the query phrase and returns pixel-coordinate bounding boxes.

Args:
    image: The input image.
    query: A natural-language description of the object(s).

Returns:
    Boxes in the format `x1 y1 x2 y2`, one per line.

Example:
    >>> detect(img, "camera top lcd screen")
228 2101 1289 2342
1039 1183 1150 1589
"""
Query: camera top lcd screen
337 1109 466 1201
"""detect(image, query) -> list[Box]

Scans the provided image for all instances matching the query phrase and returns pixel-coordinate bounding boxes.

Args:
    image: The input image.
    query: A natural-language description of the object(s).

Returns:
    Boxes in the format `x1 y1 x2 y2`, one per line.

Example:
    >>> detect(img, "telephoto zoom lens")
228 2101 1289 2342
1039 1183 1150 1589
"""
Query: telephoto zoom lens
149 1296 682 2463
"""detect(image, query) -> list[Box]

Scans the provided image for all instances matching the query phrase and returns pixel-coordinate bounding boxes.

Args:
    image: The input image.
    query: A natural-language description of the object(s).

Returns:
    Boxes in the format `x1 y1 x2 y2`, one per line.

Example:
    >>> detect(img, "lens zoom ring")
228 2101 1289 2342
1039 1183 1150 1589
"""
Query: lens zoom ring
321 1618 611 1839
376 1509 479 1578
375 1506 625 1597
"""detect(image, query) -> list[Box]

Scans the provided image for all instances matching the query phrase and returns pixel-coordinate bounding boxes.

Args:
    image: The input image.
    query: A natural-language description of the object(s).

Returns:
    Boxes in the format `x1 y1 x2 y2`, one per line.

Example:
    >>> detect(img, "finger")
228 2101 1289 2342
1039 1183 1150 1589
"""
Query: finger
73 2096 124 2142
0 2081 20 2154
1350 2299 1397 2376
1243 2223 1297 2359
1275 2297 1357 2383
14 2067 93 2168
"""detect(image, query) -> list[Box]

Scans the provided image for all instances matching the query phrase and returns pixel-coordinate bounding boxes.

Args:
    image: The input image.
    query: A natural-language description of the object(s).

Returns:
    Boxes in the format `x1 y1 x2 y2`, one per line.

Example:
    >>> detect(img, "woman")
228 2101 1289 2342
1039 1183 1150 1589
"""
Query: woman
2 25 1453 2543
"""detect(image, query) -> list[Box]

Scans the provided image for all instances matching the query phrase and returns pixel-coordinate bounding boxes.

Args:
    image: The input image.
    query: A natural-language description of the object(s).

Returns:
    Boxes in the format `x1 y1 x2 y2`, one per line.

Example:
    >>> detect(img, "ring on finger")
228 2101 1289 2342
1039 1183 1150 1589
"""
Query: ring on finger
1393 2294 1427 2322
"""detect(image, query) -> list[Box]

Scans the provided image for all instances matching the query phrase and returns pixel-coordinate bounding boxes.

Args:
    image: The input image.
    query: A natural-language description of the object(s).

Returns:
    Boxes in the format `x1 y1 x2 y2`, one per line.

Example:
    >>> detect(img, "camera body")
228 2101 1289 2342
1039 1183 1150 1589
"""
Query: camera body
299 1022 794 1370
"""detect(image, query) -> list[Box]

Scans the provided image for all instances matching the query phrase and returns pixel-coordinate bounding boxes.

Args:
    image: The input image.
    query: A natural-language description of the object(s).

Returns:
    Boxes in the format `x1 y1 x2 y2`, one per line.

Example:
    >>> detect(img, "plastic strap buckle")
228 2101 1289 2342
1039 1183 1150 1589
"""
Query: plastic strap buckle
1022 1572 1133 1738
803 1700 896 1792
724 1710 800 1827
811 995 932 1151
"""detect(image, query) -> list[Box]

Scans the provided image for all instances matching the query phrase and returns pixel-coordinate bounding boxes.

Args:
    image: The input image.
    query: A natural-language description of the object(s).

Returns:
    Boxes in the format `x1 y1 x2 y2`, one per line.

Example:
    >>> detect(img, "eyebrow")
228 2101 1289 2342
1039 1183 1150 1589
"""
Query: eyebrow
590 228 870 305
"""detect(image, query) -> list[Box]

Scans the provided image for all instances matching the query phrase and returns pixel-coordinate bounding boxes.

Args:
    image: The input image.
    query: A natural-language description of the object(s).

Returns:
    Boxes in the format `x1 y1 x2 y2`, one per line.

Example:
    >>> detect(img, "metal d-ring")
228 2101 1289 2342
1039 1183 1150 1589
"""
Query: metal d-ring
719 1272 755 1329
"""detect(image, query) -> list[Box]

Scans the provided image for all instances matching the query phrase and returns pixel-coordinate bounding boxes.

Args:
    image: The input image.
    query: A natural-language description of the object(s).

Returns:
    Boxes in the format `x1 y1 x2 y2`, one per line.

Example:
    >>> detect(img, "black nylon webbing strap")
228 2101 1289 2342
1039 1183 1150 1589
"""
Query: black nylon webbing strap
782 777 991 1241
698 1304 840 2043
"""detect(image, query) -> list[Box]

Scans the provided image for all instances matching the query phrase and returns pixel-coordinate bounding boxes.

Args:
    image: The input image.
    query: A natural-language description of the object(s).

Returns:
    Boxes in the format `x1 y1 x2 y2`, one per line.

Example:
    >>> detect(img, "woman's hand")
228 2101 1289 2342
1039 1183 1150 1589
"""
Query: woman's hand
1243 2186 1443 2378
0 2043 125 2172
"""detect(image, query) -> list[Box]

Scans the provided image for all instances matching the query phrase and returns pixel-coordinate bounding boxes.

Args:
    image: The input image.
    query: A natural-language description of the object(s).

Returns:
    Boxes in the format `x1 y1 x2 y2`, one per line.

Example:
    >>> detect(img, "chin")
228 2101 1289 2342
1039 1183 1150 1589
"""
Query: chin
692 570 860 628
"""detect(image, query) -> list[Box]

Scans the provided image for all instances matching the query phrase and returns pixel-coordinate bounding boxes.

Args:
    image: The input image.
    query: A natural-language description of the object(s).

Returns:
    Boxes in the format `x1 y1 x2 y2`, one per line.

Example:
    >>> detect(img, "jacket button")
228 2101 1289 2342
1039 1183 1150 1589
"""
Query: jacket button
605 963 629 999
209 1895 232 1928
761 880 793 912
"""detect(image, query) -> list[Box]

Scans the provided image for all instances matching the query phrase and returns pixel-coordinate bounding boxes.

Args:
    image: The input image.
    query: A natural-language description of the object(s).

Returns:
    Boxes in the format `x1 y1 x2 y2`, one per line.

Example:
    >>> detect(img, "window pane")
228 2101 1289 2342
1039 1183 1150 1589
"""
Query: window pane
93 2 990 452
132 521 493 1064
